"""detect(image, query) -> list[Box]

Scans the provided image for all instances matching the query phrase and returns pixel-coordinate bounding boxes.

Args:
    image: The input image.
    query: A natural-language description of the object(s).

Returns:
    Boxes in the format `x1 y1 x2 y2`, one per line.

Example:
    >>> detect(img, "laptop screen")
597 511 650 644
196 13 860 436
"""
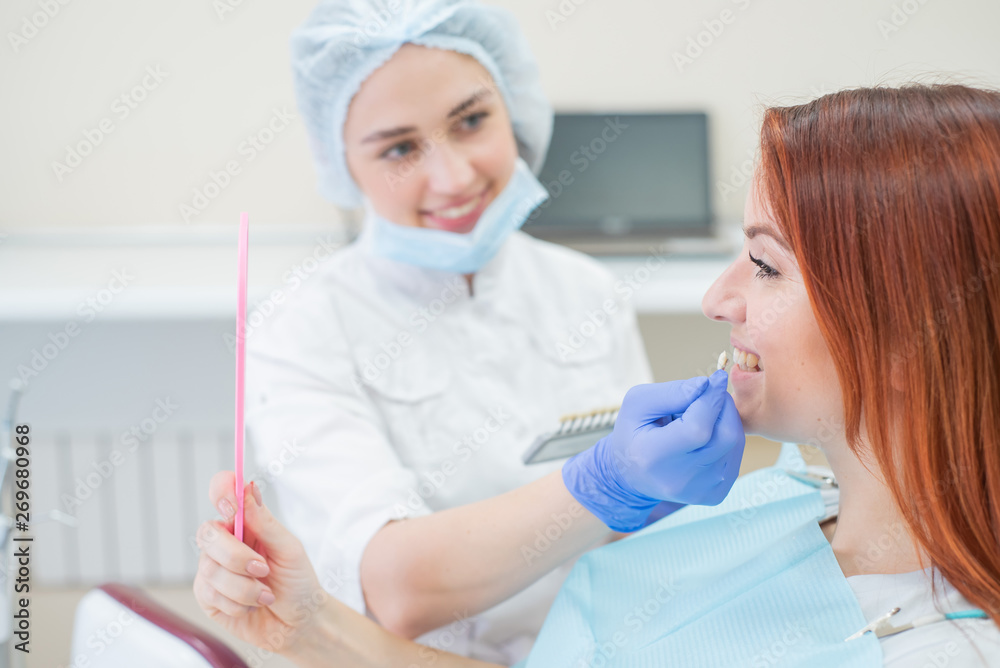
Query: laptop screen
523 113 713 239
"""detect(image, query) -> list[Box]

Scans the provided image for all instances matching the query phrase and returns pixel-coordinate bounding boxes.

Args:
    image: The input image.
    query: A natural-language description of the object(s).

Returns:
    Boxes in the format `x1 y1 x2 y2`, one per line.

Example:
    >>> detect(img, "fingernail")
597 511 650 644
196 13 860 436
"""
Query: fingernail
217 498 235 519
257 589 275 606
250 482 263 507
247 559 269 577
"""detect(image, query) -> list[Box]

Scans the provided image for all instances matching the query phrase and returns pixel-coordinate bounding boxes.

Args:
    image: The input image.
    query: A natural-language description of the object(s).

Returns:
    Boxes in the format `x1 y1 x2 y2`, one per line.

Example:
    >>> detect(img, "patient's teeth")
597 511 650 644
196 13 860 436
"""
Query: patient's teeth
729 346 763 372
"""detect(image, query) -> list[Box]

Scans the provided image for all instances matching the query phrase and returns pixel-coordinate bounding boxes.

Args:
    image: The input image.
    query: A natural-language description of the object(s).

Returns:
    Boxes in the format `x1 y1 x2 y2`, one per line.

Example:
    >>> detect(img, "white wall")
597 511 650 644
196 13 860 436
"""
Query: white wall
1 0 998 230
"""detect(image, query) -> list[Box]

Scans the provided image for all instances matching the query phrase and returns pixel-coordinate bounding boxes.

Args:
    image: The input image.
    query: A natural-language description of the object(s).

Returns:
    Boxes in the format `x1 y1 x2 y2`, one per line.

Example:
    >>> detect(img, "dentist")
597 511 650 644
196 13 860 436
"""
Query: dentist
220 0 744 664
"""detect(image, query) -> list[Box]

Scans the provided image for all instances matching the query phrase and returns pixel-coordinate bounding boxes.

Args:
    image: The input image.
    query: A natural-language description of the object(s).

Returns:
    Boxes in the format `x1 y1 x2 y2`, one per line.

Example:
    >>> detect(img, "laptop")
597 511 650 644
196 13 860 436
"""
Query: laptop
523 112 734 257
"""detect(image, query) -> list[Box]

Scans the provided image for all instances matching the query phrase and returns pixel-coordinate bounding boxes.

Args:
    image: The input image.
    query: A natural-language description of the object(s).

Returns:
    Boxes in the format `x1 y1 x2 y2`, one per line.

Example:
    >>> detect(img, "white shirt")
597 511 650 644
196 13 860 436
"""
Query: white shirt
245 229 653 664
848 568 1000 667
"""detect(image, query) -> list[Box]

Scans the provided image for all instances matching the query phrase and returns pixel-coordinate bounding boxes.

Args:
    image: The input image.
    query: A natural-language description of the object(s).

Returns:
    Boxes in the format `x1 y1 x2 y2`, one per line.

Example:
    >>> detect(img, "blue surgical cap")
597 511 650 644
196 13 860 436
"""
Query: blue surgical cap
290 0 554 208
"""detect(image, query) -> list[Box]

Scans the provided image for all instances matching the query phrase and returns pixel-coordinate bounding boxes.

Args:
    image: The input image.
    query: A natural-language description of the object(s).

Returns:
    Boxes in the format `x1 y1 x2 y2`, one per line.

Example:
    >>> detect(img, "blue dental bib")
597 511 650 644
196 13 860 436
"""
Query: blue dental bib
519 447 882 667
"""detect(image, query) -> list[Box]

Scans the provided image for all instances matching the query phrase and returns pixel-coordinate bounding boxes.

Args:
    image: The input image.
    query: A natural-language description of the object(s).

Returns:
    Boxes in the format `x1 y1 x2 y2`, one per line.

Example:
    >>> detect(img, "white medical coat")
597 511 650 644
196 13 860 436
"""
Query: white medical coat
245 229 653 664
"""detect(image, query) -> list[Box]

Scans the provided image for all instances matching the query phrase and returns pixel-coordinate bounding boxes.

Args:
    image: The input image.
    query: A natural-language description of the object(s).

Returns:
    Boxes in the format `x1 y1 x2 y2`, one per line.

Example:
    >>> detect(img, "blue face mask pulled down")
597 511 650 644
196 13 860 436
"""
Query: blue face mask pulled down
363 157 549 274
516 445 883 668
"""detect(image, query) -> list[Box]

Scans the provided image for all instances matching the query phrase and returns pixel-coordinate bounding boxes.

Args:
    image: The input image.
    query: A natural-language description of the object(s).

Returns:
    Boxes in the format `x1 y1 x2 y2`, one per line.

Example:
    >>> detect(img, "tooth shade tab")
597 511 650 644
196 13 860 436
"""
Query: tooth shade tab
717 351 729 371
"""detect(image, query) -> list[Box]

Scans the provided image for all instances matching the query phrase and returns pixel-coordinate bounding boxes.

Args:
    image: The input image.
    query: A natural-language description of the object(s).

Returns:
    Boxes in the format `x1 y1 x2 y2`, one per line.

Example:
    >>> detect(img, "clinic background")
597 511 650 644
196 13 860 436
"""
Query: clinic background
1 0 999 666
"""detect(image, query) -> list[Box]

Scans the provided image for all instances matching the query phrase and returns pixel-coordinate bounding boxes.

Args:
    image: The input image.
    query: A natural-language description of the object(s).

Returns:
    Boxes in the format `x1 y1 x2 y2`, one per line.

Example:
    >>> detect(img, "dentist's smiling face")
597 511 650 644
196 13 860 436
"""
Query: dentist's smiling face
701 178 844 445
342 43 518 234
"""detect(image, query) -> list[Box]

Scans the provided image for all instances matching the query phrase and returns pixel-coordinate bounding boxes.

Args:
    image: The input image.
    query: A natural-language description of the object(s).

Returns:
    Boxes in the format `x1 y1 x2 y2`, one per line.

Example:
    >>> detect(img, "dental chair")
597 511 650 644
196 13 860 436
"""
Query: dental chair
70 583 249 667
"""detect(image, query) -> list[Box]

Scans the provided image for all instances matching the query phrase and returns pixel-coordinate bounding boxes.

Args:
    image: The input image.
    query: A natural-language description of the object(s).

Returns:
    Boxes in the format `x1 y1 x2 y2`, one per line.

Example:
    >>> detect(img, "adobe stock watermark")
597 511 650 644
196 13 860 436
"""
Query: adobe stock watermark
7 0 73 54
382 83 624 200
555 296 624 361
222 235 346 354
186 438 307 561
556 247 665 361
673 0 754 74
60 397 179 515
521 502 587 566
393 407 510 515
877 0 932 40
382 79 498 193
314 0 406 68
746 285 799 341
716 83 832 203
887 255 1000 369
567 579 681 667
748 621 810 667
851 520 908 572
52 66 169 183
717 147 757 204
545 0 593 31
242 439 307 499
240 586 330 668
58 607 141 668
913 641 964 668
412 610 473 658
380 80 631 200
212 0 251 21
527 116 630 226
191 563 328 668
179 107 296 223
726 468 792 530
349 276 466 392
848 463 976 573
15 267 135 388
560 230 694 361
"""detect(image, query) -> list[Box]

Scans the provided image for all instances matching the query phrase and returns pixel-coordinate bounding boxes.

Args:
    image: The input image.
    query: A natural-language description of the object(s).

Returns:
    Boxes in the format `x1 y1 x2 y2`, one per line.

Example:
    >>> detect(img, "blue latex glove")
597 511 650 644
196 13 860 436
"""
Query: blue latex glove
562 370 745 532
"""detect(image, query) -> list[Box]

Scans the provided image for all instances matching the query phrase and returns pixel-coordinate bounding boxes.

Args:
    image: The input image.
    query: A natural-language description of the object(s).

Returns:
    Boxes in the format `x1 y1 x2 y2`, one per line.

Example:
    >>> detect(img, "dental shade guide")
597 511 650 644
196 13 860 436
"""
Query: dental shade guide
522 406 620 464
526 350 732 465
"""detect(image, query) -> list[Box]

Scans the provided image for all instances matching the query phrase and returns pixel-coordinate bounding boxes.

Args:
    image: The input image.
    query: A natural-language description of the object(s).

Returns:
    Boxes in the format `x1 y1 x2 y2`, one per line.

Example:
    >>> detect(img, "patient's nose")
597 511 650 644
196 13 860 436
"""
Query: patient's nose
702 261 745 325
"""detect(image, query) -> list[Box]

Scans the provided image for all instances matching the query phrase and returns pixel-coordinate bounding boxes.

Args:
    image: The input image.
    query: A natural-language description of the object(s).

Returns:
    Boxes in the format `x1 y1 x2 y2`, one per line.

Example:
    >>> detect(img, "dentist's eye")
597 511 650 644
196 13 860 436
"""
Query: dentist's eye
748 251 779 280
458 111 489 132
380 141 415 161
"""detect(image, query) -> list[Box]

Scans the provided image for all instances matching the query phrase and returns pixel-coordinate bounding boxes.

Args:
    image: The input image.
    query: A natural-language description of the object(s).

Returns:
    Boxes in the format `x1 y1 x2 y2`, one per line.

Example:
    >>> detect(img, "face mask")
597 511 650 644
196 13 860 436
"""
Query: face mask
363 157 549 273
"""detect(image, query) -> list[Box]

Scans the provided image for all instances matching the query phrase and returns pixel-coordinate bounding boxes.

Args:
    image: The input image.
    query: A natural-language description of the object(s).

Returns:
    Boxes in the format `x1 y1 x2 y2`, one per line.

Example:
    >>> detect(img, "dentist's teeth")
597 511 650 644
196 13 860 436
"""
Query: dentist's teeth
433 194 481 219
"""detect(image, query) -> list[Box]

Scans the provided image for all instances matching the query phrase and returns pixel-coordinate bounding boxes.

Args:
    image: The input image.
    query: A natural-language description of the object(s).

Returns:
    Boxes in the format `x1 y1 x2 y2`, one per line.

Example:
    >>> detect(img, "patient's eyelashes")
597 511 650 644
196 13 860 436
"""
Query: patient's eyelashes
749 251 779 280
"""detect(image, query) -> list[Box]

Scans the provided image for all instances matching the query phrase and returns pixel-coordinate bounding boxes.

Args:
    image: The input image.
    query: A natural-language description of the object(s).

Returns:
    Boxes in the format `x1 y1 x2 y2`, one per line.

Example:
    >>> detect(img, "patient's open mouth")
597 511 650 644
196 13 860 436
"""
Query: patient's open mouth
732 347 762 373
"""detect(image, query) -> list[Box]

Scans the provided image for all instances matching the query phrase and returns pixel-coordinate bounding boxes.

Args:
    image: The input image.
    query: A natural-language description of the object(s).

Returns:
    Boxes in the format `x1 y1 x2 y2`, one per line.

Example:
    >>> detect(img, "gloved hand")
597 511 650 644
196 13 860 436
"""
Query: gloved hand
562 370 745 532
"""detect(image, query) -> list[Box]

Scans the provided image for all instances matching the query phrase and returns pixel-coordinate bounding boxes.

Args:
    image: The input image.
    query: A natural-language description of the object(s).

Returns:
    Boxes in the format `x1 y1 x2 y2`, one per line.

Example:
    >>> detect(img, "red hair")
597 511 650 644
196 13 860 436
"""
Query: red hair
758 84 1000 623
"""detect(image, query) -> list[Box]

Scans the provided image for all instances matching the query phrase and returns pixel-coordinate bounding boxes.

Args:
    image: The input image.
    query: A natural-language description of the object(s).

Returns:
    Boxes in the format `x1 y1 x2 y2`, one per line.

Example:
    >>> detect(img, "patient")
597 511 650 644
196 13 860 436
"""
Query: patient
193 83 1000 666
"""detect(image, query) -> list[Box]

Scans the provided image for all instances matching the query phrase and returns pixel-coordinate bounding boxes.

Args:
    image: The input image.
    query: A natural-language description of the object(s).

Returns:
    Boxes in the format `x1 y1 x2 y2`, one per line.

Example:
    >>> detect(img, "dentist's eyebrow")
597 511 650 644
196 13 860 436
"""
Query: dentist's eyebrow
743 224 791 252
361 90 495 144
447 88 493 119
361 125 416 144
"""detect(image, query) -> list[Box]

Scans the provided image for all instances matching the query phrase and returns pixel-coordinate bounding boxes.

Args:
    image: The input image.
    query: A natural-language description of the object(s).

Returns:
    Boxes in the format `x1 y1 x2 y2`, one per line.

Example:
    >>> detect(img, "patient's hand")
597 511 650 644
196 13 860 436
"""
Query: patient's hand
193 472 329 655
